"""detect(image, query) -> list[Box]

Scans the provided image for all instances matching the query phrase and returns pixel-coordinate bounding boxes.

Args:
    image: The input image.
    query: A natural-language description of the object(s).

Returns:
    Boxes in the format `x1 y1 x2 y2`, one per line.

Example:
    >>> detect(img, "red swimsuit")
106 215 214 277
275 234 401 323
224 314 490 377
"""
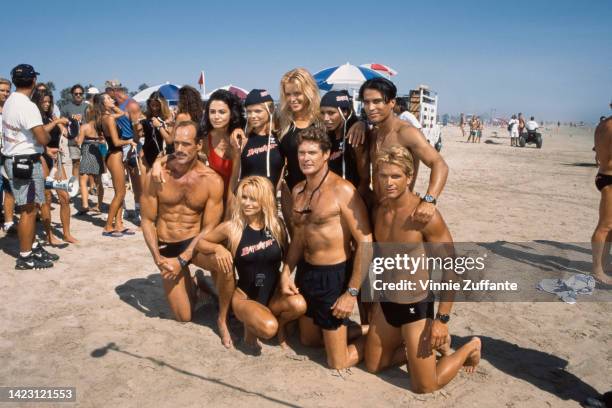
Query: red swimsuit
207 136 232 191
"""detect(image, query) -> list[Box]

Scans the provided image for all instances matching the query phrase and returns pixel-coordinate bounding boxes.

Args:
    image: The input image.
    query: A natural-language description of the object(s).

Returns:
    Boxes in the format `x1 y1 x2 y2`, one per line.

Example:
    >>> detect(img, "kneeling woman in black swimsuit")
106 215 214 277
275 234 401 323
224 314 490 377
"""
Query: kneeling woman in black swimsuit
198 176 306 351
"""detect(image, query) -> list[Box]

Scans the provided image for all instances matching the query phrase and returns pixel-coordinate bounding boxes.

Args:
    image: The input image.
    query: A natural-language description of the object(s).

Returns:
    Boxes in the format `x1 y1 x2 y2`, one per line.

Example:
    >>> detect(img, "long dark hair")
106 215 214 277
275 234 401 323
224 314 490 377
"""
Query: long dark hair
31 89 54 120
92 93 110 133
203 89 245 135
146 91 171 120
177 85 204 125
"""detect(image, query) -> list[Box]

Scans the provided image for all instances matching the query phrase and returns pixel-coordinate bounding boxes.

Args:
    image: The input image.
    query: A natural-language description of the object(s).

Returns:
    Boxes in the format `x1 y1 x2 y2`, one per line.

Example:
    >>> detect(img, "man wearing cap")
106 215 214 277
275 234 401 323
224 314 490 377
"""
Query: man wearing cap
1 64 58 269
105 80 143 223
61 84 88 177
320 90 370 202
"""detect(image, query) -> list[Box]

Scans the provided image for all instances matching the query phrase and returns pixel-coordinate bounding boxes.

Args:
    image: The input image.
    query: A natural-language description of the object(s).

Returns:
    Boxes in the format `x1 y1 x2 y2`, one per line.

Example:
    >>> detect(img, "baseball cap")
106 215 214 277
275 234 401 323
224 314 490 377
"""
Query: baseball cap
10 64 40 80
87 87 100 95
320 90 351 110
104 79 122 89
245 89 273 107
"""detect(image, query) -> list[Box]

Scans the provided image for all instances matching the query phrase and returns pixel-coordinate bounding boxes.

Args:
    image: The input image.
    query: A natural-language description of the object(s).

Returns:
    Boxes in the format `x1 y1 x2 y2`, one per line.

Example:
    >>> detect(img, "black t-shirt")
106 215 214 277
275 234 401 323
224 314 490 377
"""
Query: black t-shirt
44 116 61 149
240 132 284 188
140 119 164 166
279 124 313 190
328 130 360 189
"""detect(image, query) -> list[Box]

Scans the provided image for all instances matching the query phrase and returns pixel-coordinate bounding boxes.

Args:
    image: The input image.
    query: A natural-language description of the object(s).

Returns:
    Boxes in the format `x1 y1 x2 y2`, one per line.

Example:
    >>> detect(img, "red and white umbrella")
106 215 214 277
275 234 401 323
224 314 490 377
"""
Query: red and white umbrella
360 63 398 78
206 84 248 100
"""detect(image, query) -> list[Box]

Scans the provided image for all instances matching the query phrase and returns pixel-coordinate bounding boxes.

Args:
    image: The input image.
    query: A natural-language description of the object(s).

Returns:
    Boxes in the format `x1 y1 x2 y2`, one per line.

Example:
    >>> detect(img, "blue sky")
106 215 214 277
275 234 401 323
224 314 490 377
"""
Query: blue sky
2 0 611 122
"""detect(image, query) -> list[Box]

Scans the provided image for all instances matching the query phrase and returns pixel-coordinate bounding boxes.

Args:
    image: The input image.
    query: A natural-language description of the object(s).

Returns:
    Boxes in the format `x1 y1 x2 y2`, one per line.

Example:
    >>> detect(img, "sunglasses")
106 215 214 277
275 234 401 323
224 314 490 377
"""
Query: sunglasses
73 92 84 96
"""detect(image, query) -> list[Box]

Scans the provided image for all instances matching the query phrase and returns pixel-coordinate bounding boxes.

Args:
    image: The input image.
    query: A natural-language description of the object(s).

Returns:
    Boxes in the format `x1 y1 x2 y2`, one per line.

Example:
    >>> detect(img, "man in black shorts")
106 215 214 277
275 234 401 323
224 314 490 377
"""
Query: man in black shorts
280 126 372 369
364 145 480 393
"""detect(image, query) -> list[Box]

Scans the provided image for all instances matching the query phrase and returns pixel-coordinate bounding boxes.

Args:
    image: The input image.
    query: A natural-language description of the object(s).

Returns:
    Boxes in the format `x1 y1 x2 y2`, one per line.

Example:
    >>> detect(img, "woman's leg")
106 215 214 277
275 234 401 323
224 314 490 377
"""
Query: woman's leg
94 175 104 212
268 291 307 347
104 152 126 232
39 158 61 245
56 163 76 243
79 173 89 210
232 289 279 346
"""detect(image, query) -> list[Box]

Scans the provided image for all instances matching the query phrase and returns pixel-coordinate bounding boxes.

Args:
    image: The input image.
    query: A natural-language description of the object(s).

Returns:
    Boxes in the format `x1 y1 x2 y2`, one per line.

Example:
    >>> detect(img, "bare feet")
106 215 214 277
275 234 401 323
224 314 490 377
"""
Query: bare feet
464 337 481 373
277 324 289 349
437 334 452 357
593 269 612 285
47 235 62 246
217 319 234 349
63 235 78 244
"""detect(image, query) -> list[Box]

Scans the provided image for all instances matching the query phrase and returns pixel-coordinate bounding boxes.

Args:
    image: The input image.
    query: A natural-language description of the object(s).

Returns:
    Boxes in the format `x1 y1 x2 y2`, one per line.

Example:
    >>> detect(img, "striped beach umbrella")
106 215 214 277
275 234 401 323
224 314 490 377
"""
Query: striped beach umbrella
360 63 398 78
313 63 385 91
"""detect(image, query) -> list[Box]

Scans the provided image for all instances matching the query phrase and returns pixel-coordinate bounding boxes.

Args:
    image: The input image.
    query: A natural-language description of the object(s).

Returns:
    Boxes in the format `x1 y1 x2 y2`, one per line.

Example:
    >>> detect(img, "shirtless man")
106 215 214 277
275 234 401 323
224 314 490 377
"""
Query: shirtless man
140 121 235 348
280 127 373 369
358 78 448 223
365 146 481 393
467 116 478 143
592 107 612 284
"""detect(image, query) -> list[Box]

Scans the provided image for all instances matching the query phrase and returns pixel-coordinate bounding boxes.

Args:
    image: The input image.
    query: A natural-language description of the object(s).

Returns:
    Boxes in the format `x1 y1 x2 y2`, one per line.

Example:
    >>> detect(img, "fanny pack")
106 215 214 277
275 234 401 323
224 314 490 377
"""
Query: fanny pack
10 153 41 180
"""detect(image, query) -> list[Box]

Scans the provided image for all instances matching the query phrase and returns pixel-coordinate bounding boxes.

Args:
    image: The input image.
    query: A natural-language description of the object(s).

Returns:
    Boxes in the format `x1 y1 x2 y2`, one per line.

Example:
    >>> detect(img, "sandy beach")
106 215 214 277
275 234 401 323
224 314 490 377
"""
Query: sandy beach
0 125 610 407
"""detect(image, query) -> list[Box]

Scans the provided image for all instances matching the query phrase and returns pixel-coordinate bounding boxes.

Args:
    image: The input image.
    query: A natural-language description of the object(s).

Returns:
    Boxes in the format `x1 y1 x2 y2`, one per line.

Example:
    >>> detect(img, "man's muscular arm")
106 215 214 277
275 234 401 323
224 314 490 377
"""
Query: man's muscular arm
179 171 225 263
280 186 305 295
421 209 455 349
399 125 449 223
140 171 164 269
332 182 373 319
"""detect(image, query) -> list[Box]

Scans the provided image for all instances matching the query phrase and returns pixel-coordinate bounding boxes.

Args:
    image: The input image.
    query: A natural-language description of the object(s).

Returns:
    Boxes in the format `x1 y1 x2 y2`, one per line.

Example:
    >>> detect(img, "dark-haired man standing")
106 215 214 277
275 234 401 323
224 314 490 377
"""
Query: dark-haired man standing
359 78 448 223
1 64 58 269
61 84 88 177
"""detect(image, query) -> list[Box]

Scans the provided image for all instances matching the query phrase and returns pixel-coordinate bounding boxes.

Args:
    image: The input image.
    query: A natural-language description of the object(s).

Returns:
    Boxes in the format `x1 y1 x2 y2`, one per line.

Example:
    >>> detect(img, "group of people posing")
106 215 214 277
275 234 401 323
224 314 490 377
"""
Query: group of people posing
1 64 481 394
138 69 481 394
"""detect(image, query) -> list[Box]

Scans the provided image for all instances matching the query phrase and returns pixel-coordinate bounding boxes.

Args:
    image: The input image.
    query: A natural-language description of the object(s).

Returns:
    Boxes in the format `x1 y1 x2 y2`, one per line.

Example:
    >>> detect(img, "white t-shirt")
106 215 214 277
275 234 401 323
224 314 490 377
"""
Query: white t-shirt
1 92 44 156
526 120 539 131
398 111 422 129
508 118 519 132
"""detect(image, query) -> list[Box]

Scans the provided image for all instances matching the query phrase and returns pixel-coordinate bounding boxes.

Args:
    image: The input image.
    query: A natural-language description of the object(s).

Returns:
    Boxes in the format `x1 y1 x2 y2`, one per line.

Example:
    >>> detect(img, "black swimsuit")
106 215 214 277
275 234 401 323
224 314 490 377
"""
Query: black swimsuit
328 130 360 189
43 116 61 169
235 225 282 305
240 132 284 188
596 173 612 192
279 124 311 190
101 123 124 160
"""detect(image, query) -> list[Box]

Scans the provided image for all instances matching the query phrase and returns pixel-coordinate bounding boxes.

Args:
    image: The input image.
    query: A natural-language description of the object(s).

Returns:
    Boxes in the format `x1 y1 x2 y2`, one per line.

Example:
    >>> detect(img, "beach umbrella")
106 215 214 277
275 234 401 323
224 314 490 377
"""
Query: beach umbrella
313 62 385 91
360 63 398 78
132 83 180 103
206 84 248 100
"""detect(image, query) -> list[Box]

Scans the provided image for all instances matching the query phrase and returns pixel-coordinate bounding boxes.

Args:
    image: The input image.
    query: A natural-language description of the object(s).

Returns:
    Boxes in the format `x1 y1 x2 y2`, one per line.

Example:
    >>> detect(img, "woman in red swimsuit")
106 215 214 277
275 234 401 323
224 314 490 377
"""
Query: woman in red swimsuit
202 89 245 194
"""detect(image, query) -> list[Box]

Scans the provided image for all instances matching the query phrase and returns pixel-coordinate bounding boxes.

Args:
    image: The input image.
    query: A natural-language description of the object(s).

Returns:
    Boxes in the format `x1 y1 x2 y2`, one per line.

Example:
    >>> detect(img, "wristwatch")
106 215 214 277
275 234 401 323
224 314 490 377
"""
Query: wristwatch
422 194 437 205
177 256 190 269
347 287 359 297
435 313 450 324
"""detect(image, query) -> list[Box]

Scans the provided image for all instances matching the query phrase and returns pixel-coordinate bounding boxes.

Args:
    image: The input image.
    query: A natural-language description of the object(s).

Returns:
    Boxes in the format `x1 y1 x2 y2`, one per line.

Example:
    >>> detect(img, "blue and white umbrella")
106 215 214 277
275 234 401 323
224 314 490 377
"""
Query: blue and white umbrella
313 62 385 91
132 82 180 104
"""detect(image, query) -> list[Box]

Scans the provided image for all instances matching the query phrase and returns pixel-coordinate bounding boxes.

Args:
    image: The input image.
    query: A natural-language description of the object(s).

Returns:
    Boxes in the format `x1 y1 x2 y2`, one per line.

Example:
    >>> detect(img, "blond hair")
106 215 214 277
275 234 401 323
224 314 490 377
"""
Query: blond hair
0 78 11 87
376 145 415 178
278 68 322 138
227 176 287 256
245 101 277 135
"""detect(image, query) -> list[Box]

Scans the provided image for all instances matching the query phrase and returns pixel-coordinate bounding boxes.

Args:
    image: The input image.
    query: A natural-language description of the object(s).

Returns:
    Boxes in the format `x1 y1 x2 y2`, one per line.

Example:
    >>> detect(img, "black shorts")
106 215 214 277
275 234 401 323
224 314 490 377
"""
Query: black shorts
380 298 434 328
595 173 612 192
296 260 351 330
158 236 195 258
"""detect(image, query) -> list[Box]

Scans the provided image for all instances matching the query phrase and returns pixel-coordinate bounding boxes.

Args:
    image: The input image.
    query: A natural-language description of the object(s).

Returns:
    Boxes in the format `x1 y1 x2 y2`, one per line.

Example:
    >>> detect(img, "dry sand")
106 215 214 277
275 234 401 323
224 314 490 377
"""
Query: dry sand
0 125 610 407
